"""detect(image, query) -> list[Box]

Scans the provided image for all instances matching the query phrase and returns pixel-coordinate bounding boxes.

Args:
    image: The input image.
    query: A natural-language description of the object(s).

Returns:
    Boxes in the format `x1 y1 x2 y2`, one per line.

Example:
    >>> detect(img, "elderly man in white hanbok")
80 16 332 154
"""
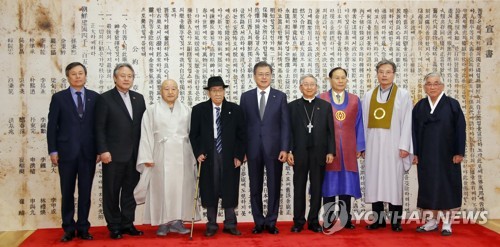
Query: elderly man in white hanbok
135 79 198 236
362 59 413 232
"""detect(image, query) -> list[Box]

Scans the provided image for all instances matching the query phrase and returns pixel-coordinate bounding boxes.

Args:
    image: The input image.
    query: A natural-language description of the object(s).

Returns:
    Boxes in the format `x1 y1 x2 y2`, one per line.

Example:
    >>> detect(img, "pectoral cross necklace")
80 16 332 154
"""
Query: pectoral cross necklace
303 104 315 133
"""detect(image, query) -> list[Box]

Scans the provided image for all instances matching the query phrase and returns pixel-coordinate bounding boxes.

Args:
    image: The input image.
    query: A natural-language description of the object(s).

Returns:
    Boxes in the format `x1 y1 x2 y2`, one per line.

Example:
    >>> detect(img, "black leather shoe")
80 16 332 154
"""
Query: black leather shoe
252 225 264 234
267 226 279 234
122 226 144 236
60 231 75 242
223 227 241 236
77 231 93 240
344 221 356 229
391 224 403 232
366 222 386 230
204 228 217 237
290 224 303 233
110 230 123 239
307 224 322 233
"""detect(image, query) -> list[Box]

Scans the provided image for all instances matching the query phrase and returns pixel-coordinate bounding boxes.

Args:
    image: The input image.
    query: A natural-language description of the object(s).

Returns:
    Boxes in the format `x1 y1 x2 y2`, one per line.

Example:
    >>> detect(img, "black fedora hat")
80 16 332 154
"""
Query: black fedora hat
204 76 229 90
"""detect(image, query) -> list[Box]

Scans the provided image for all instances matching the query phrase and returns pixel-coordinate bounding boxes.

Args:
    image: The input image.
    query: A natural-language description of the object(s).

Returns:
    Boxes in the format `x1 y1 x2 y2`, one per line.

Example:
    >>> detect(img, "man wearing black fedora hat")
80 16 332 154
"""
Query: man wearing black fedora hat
189 76 247 237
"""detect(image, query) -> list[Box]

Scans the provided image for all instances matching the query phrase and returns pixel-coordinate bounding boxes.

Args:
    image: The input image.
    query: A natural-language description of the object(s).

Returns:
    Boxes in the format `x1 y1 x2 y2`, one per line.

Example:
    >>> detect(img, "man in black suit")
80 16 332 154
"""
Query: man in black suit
95 63 146 239
47 62 99 242
189 76 246 237
287 74 335 233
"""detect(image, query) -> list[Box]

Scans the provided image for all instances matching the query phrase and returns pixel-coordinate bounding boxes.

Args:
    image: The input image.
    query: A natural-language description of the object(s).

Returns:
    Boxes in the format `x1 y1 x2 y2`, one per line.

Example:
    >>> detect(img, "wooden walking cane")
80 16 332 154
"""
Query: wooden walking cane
190 160 202 240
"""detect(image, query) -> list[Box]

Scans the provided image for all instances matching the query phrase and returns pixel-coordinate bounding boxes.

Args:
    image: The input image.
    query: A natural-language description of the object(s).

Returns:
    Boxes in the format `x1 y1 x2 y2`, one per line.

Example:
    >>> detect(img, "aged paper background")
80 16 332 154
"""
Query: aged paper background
0 0 498 230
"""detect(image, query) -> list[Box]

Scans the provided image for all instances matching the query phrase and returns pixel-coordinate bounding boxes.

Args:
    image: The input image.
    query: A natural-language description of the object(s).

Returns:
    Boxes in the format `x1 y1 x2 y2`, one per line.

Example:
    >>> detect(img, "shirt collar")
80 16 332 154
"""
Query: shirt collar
116 87 129 95
302 97 315 103
212 102 222 109
257 86 271 94
70 86 85 95
332 90 344 97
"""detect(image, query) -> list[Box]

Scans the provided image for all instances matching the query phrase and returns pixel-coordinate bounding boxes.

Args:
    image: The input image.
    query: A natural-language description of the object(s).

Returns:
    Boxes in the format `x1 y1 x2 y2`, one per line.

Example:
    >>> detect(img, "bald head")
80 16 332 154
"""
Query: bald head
160 79 179 105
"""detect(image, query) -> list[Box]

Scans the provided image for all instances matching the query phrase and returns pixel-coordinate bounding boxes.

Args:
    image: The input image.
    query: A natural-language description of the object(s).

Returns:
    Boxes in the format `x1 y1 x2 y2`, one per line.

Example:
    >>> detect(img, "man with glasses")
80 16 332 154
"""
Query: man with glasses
190 76 246 237
362 59 413 232
287 75 335 233
413 72 465 236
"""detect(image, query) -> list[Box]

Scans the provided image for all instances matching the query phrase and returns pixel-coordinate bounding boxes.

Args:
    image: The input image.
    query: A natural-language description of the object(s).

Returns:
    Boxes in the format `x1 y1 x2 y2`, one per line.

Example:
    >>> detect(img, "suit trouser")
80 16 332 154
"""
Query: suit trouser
372 201 403 225
206 146 237 230
58 151 96 233
293 151 325 226
102 159 140 231
248 143 283 227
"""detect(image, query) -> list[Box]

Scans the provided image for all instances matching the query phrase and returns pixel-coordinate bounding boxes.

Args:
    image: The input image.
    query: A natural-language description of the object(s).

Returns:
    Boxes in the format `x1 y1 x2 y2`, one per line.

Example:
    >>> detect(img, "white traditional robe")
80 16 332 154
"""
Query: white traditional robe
135 99 198 225
362 86 413 205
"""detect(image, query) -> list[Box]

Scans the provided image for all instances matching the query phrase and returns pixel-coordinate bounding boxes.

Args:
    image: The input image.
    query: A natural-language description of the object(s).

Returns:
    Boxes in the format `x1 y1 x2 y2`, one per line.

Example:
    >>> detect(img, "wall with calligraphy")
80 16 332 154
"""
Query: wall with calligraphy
0 0 498 231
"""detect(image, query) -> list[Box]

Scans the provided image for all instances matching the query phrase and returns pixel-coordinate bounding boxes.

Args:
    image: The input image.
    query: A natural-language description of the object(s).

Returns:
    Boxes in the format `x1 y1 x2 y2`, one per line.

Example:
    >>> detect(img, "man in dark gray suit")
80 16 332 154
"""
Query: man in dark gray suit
95 63 146 239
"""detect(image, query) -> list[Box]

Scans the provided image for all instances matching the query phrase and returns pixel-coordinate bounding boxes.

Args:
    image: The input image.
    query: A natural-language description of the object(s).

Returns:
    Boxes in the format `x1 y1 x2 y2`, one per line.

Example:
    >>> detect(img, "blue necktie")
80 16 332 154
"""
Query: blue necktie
76 91 84 118
215 107 222 153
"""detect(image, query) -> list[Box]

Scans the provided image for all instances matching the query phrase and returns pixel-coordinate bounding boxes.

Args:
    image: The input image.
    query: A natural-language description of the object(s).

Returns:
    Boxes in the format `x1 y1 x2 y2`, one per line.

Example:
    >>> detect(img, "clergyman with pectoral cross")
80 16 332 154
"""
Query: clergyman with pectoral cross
287 74 335 233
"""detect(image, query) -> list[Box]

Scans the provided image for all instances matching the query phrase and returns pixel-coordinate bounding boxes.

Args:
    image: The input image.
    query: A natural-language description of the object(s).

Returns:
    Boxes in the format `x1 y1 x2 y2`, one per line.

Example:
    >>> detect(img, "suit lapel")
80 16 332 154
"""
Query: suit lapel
111 88 133 121
220 100 231 129
129 91 141 123
63 87 81 119
204 100 214 137
249 88 261 120
263 88 279 121
82 88 95 120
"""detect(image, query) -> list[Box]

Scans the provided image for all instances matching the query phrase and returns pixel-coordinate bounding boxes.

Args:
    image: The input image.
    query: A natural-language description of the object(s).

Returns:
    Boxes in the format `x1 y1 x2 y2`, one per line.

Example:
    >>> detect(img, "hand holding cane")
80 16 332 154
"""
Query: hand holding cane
190 159 203 240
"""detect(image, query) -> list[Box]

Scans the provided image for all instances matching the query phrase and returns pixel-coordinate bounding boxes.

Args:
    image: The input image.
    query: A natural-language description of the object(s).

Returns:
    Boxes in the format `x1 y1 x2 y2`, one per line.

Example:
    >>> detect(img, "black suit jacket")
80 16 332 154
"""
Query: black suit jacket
288 98 335 164
95 87 146 162
189 99 246 208
47 87 98 161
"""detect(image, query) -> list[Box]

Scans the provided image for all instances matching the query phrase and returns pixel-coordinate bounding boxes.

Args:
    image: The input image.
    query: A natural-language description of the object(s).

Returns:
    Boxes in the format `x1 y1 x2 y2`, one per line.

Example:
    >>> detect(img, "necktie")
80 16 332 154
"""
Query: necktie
336 94 341 104
76 91 84 118
215 107 222 153
259 91 266 120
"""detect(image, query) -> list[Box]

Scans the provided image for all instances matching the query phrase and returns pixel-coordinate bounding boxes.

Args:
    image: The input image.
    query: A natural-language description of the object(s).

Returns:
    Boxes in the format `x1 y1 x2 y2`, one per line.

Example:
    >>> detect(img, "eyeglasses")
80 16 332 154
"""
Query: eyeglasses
117 74 134 79
424 83 443 87
377 71 394 75
209 89 225 94
256 73 271 78
301 83 317 88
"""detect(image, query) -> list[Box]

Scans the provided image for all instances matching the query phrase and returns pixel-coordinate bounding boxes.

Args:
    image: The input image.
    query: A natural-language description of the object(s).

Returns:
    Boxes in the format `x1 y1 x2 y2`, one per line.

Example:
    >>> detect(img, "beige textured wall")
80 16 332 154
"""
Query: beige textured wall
0 0 498 230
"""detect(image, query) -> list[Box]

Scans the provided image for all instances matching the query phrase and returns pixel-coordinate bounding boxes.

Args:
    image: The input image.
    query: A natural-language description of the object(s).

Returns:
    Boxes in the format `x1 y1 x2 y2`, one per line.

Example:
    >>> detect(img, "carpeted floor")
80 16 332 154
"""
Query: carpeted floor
20 221 500 247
